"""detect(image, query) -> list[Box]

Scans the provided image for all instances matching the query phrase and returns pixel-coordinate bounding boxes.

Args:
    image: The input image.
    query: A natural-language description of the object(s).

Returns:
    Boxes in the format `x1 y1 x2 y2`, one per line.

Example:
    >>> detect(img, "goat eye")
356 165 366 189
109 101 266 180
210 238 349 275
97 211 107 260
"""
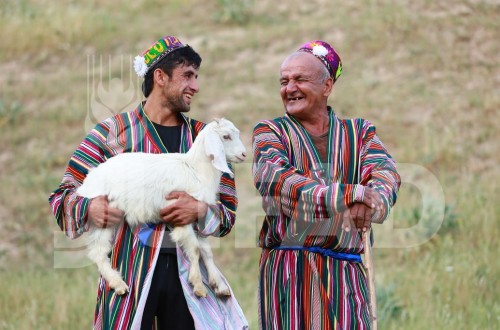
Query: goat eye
223 135 231 140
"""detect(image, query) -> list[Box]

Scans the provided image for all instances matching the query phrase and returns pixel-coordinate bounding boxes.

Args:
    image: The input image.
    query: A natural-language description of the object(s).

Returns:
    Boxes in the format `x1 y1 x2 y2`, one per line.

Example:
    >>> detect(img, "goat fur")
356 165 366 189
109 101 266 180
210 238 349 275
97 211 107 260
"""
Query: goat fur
77 118 246 297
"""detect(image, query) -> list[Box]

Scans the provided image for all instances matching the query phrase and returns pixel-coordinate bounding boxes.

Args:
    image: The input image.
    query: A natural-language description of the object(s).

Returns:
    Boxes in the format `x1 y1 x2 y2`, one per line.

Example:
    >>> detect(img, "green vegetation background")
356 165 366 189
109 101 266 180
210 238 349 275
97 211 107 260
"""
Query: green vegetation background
0 0 498 329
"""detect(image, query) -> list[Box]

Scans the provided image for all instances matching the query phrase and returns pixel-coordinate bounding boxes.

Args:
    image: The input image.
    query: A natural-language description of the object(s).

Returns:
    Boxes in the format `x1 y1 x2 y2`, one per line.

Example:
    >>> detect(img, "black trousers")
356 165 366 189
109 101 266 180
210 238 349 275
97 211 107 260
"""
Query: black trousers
140 253 195 330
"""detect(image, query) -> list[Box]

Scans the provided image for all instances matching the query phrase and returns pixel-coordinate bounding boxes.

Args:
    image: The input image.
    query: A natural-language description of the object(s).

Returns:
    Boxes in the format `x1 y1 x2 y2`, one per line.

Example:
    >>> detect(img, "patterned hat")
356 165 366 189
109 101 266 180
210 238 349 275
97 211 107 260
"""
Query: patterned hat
298 40 342 81
133 36 187 78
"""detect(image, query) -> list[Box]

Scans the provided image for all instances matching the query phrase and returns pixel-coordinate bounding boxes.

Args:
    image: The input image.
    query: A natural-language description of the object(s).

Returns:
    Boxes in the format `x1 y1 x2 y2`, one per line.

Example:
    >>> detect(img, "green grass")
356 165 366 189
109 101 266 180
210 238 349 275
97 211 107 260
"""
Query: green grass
1 0 499 328
0 268 96 330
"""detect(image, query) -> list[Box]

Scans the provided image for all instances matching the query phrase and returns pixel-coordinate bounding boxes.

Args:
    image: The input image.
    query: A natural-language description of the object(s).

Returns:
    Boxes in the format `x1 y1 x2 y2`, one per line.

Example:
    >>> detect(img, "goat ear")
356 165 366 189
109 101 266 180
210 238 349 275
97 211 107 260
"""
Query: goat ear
204 130 234 177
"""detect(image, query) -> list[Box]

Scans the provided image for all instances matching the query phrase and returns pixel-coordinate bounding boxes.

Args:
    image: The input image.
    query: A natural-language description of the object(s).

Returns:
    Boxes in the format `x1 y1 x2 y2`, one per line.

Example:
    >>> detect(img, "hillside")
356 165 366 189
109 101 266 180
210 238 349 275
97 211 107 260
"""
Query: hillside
0 0 499 328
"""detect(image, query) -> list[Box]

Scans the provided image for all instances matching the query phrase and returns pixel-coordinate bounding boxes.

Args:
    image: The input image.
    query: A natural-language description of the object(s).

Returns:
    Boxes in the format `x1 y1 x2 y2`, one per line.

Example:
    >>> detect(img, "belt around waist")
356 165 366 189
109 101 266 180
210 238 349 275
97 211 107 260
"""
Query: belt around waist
271 246 362 263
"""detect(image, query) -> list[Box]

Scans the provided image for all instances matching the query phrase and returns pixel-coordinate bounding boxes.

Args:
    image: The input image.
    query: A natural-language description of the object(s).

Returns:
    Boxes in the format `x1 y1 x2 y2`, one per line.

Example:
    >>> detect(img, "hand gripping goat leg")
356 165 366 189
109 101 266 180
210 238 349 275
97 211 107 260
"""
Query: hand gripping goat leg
78 118 247 297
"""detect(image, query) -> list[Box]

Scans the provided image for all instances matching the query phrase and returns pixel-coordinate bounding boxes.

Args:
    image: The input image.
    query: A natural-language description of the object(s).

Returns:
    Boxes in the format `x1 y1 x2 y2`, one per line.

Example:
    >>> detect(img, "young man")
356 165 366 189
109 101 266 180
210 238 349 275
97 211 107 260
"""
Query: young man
252 40 401 329
49 36 247 330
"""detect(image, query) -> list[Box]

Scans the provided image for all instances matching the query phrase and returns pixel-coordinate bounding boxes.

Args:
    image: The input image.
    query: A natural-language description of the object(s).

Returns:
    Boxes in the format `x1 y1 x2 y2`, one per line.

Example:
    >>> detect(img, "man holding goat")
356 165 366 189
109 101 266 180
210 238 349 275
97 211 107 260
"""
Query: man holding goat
252 40 401 329
49 36 247 330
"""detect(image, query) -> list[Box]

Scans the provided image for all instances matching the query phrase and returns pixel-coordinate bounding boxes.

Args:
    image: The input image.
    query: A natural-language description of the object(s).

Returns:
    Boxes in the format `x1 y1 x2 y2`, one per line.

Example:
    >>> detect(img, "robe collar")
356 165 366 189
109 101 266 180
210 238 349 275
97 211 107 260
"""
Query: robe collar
284 107 339 183
136 101 195 153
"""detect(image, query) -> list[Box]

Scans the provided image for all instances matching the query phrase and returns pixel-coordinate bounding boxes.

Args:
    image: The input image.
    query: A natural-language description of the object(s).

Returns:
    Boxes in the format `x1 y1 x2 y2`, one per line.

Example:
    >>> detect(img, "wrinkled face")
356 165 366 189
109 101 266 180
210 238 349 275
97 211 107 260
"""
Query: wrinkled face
162 64 199 113
279 52 332 120
216 119 247 163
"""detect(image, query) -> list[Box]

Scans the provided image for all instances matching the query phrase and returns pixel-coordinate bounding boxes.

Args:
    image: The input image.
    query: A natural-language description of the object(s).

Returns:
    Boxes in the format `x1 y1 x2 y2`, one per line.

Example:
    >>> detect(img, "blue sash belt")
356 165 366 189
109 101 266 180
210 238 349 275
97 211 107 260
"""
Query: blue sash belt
138 223 156 246
272 246 362 263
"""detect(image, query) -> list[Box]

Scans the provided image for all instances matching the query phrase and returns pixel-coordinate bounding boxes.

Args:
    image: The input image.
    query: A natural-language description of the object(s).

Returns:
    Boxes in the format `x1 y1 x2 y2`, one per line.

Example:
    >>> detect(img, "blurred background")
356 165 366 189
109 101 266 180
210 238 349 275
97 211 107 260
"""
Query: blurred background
0 0 498 328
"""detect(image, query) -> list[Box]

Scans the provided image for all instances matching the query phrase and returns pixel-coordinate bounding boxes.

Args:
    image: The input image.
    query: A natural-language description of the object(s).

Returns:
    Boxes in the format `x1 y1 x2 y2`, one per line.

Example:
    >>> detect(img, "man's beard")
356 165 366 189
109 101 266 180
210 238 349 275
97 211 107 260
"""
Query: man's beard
164 93 190 113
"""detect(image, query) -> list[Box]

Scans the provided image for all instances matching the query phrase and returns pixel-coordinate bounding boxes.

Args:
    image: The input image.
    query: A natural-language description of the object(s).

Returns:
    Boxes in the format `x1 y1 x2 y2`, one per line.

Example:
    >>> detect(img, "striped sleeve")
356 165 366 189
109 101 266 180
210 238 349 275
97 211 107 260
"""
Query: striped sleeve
358 119 401 221
217 167 239 235
48 122 111 239
252 120 364 222
198 171 238 237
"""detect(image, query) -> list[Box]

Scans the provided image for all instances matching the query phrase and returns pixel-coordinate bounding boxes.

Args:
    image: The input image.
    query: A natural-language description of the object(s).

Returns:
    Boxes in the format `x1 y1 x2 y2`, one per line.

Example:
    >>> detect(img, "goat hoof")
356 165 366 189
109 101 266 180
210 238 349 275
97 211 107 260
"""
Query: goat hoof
215 288 231 297
194 286 207 298
214 283 231 297
111 280 129 295
116 286 129 295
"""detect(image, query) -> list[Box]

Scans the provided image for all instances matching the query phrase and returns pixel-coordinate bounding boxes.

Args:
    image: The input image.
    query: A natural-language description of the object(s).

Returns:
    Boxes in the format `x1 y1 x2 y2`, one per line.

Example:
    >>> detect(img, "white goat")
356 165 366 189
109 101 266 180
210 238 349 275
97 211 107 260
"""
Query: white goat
77 118 247 297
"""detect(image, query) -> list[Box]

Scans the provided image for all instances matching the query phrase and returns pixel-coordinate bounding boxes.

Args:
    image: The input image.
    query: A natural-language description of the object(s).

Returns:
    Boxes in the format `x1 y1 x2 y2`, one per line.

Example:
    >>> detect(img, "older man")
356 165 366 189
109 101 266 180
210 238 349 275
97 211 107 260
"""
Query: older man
252 40 401 329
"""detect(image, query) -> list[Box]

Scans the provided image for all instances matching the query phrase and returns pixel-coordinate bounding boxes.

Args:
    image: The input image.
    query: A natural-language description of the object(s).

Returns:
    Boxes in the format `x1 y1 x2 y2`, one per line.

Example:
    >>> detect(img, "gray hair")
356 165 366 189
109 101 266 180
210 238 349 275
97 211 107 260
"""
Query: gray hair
318 64 331 83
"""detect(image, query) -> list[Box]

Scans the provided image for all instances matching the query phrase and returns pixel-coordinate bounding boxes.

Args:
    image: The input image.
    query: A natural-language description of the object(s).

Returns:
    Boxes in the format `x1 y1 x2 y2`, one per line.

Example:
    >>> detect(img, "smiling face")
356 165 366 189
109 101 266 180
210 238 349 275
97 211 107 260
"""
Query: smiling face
161 63 199 113
279 52 333 121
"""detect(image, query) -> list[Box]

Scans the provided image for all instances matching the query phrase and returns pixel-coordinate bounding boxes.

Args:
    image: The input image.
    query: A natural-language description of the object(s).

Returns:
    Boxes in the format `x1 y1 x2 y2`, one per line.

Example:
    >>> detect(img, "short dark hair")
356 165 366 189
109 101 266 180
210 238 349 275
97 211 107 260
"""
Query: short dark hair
142 46 202 97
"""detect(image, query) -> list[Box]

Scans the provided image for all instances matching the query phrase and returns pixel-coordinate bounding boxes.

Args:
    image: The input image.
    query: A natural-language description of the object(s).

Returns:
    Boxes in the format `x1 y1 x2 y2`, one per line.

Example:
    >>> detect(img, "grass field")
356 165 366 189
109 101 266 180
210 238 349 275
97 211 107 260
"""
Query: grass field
0 0 499 329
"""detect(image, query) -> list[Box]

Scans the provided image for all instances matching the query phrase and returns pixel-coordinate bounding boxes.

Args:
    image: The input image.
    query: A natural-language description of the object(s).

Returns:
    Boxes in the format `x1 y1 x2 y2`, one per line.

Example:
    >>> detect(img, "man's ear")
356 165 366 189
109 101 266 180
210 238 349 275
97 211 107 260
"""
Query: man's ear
323 77 334 97
153 68 167 87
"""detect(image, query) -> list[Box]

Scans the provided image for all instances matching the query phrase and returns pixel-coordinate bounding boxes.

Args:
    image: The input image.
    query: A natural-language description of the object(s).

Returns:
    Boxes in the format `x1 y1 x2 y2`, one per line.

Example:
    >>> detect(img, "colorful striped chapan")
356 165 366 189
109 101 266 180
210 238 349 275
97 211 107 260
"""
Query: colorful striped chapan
49 103 248 330
252 107 401 330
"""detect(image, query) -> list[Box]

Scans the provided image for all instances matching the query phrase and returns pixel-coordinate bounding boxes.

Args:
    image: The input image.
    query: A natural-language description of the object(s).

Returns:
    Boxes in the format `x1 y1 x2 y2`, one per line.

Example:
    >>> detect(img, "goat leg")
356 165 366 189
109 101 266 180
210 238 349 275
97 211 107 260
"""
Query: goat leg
198 237 231 297
171 225 207 297
87 227 129 295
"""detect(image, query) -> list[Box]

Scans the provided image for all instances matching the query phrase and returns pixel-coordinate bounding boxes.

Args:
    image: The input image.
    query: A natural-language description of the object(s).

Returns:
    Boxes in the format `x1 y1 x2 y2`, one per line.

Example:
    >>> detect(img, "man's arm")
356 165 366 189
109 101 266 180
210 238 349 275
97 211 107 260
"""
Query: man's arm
343 120 401 231
358 121 401 221
199 171 238 237
252 121 375 222
160 169 238 238
48 123 123 238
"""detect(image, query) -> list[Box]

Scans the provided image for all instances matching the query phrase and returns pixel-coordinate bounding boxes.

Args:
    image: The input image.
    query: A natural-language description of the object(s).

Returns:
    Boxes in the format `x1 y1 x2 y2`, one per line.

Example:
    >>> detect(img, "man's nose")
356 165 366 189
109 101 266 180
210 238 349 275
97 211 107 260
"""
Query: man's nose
286 80 297 93
191 78 200 93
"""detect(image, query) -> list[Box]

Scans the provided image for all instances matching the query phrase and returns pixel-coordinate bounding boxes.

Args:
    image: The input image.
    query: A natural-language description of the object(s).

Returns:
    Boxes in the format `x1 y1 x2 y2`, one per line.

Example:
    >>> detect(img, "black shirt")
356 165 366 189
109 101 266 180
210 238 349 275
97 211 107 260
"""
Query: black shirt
152 122 182 254
153 122 182 153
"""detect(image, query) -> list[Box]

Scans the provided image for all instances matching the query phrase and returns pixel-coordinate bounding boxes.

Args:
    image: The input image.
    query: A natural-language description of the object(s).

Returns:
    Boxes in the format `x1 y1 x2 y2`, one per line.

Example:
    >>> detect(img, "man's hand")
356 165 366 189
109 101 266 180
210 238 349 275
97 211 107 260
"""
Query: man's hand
342 203 370 232
160 191 208 227
342 188 385 232
88 196 125 228
359 187 384 213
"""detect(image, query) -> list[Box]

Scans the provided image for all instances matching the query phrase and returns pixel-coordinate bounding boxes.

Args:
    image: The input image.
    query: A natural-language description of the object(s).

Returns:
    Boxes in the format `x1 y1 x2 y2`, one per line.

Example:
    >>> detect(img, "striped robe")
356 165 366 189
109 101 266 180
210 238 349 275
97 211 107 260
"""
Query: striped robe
49 104 248 330
252 108 400 330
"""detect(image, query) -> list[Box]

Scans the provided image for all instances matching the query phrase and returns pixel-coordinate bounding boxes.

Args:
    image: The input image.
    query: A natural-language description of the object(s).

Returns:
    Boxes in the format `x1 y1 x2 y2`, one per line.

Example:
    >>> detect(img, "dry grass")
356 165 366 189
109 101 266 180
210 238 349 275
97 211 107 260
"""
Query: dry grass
1 0 499 328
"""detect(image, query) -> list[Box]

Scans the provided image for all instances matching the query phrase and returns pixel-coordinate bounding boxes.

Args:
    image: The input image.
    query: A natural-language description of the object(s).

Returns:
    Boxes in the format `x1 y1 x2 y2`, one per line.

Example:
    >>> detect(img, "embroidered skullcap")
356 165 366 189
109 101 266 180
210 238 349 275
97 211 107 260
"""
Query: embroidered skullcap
298 40 342 81
133 36 187 78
